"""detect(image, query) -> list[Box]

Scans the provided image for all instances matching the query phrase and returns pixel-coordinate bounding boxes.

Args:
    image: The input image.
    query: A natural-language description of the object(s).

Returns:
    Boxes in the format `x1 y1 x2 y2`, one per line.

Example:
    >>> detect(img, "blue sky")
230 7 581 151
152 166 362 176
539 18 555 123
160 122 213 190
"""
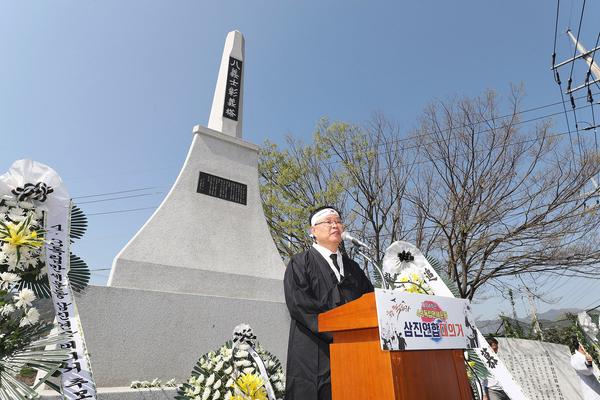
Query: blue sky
1 1 599 320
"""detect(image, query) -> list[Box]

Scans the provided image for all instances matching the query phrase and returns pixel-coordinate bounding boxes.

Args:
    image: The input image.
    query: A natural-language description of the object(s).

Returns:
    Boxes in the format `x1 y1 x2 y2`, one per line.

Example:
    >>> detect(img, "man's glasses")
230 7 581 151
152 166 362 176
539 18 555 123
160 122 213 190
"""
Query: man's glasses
315 220 344 227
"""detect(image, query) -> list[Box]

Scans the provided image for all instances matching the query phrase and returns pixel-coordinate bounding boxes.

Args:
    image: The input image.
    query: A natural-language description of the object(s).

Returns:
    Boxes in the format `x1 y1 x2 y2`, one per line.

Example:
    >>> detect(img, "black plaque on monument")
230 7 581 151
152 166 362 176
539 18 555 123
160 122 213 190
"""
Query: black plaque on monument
223 56 242 121
197 171 247 205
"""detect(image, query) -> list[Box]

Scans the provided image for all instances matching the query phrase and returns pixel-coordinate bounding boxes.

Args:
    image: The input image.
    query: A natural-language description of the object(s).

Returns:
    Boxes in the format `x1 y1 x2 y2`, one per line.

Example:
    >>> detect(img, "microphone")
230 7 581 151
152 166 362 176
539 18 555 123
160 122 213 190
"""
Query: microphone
341 232 371 249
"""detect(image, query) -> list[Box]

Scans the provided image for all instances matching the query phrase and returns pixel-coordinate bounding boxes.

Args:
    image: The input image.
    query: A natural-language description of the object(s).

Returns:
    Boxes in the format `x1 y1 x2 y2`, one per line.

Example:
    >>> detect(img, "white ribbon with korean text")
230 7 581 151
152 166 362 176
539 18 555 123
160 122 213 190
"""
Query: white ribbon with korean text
393 241 528 400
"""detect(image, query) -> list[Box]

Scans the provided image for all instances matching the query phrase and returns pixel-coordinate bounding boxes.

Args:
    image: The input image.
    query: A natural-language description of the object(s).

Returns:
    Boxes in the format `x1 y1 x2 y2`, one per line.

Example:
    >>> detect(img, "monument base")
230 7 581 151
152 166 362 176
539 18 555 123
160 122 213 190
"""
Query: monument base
55 285 289 388
39 387 178 400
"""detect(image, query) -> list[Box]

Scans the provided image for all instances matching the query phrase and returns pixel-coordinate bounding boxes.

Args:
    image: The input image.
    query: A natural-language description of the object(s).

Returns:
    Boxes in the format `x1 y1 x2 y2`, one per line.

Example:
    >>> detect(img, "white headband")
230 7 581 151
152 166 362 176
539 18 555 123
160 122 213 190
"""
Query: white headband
310 208 340 226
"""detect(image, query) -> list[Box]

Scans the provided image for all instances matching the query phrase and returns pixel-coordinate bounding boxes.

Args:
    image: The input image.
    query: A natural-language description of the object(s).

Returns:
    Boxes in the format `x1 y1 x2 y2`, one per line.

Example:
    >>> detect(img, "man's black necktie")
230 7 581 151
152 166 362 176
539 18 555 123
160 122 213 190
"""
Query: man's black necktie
330 253 341 274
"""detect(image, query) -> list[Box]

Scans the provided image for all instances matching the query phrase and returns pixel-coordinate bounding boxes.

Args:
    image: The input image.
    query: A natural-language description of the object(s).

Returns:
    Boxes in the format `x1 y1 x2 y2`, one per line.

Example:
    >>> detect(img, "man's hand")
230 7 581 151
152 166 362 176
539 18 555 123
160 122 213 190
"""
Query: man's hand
580 344 593 366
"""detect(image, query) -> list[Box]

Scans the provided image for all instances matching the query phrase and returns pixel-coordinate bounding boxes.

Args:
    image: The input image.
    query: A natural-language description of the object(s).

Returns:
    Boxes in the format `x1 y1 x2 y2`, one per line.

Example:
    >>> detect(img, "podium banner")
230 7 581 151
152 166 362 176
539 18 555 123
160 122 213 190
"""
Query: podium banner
375 289 477 351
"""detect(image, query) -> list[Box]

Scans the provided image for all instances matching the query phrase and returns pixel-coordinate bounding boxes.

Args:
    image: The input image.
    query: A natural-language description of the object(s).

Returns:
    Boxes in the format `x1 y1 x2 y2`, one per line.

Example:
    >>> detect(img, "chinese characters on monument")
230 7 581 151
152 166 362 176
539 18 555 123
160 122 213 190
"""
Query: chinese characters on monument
223 57 242 121
197 171 247 205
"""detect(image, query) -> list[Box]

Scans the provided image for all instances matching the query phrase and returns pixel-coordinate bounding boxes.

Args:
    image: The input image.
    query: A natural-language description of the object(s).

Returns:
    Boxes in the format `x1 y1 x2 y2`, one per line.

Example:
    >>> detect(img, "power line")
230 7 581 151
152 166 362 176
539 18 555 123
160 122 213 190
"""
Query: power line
552 0 561 67
86 206 158 217
567 0 587 91
72 187 158 199
322 94 598 166
76 192 163 205
329 117 597 176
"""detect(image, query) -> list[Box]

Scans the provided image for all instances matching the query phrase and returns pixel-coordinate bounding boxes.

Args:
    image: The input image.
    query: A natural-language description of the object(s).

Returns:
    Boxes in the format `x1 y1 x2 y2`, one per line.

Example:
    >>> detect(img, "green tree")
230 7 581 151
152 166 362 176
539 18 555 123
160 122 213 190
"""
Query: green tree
258 135 348 260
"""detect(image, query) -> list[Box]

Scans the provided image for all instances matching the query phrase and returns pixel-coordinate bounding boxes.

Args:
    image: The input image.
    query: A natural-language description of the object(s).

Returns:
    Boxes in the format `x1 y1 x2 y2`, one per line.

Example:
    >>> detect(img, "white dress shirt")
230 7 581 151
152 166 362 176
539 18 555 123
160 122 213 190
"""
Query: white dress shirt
312 243 344 282
571 351 600 400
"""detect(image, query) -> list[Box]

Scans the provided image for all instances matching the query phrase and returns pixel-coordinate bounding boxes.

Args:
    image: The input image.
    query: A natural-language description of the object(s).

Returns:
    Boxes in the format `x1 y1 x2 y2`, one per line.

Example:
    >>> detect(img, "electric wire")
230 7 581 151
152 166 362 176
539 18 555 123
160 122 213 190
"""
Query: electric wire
71 187 157 199
76 192 163 205
321 90 597 160
323 100 596 167
585 32 600 91
567 0 587 88
552 0 561 66
567 0 588 157
86 206 158 216
555 69 577 158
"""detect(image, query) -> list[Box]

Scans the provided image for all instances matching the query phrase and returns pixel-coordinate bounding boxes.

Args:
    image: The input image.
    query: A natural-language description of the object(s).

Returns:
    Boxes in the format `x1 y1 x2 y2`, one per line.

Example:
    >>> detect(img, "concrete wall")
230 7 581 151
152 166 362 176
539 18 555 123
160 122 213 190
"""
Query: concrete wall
74 285 289 388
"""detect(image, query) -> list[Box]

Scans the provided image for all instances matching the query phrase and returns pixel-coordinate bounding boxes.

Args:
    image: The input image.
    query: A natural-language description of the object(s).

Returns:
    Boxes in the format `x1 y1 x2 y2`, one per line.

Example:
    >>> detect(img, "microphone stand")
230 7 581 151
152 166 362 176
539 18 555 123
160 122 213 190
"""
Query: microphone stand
354 245 389 290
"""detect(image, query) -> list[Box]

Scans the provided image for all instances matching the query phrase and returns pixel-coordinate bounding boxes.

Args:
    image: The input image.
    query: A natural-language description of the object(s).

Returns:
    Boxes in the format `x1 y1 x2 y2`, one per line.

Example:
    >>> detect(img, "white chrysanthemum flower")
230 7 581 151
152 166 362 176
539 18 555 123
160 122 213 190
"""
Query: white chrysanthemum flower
206 373 215 386
1 242 17 256
202 387 211 400
0 272 21 289
242 367 255 374
14 288 36 308
212 389 220 399
214 360 224 371
225 378 234 388
213 379 222 389
20 307 40 327
220 347 232 356
0 303 15 316
223 366 233 374
267 360 275 368
235 360 251 367
275 382 284 391
196 374 205 384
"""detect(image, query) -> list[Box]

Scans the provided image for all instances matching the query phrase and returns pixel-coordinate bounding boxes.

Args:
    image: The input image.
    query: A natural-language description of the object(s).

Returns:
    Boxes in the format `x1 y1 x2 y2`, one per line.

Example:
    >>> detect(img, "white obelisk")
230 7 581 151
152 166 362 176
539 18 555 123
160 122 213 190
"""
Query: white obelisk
108 30 285 302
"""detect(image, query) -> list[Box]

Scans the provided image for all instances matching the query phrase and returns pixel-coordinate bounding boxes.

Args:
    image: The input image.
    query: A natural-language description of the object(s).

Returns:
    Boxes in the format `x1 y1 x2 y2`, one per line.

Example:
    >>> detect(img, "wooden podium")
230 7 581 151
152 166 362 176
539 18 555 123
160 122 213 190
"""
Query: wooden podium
318 292 473 399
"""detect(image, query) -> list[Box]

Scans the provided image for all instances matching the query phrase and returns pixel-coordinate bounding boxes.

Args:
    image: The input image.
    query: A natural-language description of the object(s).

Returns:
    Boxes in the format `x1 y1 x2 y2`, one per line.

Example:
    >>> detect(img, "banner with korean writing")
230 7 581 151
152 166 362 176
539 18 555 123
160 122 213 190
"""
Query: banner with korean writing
46 197 97 400
375 289 477 350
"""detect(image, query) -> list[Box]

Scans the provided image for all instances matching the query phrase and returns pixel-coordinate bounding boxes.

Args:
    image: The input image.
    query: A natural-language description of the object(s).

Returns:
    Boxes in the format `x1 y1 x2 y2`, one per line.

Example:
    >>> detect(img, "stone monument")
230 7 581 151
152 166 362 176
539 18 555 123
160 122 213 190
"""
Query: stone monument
40 30 290 399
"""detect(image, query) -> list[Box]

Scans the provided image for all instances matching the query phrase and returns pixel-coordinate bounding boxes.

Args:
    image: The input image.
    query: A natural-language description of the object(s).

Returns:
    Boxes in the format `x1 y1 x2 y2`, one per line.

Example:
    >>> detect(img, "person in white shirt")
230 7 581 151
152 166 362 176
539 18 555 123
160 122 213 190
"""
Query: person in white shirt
483 337 509 400
571 338 600 400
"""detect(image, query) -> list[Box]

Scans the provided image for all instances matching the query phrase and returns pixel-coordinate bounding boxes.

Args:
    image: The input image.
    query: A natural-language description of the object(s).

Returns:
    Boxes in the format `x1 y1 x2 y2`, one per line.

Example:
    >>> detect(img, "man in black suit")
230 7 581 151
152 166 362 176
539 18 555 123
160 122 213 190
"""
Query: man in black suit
283 206 374 400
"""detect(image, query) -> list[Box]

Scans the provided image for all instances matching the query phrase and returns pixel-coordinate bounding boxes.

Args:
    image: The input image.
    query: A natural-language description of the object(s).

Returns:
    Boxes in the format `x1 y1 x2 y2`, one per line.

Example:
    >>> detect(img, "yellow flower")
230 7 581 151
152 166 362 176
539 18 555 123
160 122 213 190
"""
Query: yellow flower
396 273 429 294
235 373 267 400
0 219 44 248
466 360 477 379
